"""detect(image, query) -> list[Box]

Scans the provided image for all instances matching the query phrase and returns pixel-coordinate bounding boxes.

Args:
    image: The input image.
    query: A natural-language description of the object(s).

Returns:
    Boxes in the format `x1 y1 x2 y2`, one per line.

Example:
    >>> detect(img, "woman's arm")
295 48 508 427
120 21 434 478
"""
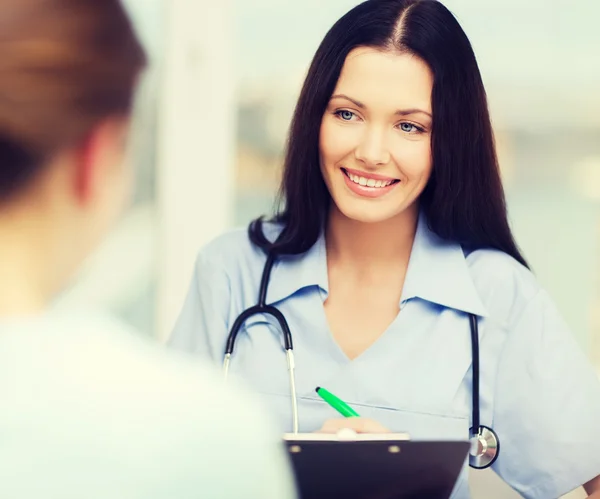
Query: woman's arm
491 289 600 498
585 475 600 497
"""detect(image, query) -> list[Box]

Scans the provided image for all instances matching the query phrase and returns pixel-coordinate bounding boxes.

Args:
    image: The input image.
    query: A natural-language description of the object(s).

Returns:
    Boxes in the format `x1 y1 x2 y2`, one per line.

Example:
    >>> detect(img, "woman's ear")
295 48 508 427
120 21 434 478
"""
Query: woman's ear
71 117 130 206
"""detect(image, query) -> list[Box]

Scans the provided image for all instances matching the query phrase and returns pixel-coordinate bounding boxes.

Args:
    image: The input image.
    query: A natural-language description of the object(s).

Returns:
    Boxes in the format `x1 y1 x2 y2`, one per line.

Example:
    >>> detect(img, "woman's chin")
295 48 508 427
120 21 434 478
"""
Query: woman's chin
333 201 405 224
328 189 421 225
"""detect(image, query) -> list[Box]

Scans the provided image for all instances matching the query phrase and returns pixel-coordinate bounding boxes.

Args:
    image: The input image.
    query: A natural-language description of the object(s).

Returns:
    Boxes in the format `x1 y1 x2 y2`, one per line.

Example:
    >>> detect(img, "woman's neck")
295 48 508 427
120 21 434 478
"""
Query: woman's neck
0 211 54 317
325 204 419 270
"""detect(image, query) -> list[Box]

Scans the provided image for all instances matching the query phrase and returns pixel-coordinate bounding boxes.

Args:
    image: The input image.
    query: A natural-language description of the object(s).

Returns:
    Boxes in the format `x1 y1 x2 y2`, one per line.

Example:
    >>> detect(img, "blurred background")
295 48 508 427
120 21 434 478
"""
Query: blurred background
53 0 598 496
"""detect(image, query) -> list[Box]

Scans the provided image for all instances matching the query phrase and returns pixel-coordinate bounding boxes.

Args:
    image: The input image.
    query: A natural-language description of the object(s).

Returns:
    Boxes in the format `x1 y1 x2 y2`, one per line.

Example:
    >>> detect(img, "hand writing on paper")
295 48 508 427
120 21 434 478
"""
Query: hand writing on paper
316 417 391 434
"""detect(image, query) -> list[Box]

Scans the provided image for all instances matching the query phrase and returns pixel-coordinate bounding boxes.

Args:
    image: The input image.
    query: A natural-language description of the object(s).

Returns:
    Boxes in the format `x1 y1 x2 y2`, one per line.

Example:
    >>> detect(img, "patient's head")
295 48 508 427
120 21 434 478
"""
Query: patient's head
0 0 146 306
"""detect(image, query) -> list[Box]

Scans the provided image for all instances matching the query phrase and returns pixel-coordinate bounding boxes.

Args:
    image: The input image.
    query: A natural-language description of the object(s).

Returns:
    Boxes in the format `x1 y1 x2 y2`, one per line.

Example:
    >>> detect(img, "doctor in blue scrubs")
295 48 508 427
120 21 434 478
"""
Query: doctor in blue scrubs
169 0 600 497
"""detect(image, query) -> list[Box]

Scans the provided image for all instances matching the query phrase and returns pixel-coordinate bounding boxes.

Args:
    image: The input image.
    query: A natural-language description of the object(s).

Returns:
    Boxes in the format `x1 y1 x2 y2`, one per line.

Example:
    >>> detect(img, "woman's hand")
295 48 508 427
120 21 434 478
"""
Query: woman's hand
316 417 391 434
584 474 600 497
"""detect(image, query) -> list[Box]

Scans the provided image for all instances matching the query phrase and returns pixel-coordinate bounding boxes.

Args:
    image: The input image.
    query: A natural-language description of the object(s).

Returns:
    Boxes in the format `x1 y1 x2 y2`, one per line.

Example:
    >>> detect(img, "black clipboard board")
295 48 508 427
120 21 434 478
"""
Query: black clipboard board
283 431 470 499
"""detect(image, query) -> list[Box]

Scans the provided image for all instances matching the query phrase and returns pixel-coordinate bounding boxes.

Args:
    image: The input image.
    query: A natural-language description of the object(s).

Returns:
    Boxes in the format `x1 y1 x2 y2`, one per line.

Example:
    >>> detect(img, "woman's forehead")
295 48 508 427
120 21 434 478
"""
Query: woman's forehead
333 47 433 115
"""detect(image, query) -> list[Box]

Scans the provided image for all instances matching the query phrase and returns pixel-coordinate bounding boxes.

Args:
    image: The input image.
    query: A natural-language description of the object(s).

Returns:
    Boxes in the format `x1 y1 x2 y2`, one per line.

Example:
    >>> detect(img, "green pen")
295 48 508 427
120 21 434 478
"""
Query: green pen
315 386 360 418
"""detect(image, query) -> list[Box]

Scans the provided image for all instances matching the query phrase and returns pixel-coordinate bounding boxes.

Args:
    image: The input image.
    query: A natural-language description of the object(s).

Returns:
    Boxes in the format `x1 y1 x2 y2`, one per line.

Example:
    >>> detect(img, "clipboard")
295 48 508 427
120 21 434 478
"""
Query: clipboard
283 431 470 499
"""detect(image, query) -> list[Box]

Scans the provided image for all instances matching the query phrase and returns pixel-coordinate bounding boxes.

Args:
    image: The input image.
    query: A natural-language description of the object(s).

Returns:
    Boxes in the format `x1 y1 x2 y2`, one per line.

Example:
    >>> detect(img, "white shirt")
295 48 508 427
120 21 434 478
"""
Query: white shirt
0 311 296 499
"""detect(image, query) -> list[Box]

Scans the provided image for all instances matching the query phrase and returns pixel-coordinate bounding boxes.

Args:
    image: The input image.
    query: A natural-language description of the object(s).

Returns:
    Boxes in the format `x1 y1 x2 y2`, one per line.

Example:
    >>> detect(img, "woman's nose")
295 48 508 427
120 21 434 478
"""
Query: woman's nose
354 127 390 167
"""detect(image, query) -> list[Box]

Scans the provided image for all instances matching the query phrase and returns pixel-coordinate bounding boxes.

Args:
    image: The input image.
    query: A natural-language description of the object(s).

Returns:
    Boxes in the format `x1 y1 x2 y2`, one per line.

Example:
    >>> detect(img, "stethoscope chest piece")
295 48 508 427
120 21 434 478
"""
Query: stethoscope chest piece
469 425 499 469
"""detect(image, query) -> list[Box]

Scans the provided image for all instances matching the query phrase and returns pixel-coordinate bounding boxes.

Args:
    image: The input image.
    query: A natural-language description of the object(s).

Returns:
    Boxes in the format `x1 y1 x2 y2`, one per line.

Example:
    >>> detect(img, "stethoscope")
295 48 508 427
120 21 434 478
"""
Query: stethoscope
222 252 500 469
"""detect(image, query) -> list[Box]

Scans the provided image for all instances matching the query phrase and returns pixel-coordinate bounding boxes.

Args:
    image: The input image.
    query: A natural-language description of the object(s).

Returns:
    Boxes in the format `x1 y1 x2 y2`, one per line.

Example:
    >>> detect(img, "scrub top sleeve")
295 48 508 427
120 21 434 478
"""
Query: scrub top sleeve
167 250 231 363
491 289 600 499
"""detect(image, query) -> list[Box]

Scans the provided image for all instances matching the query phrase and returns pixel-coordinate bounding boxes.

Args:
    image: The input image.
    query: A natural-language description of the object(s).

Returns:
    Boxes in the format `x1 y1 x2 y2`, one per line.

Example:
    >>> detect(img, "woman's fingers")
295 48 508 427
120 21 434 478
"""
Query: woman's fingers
317 417 391 434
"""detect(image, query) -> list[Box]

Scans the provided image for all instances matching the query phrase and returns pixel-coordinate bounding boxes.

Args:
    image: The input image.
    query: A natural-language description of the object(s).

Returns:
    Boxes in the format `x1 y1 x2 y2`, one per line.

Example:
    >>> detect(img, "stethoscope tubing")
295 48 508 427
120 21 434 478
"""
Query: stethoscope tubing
222 251 498 467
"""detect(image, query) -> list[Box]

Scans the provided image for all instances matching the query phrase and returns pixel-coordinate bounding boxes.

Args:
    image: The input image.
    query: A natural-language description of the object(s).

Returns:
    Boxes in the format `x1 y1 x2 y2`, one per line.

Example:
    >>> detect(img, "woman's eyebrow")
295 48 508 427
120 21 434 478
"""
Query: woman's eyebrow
330 94 431 118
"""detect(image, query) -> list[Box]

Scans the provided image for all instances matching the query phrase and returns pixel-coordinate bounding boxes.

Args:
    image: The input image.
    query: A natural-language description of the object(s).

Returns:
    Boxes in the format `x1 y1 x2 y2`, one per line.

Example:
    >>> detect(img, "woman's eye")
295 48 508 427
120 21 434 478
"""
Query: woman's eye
400 122 418 133
337 110 355 121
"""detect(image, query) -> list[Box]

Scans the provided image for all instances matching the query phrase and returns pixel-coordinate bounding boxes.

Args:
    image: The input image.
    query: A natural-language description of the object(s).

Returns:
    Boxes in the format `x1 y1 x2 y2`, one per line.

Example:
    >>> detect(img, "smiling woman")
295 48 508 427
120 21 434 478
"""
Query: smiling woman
169 1 600 498
246 0 526 268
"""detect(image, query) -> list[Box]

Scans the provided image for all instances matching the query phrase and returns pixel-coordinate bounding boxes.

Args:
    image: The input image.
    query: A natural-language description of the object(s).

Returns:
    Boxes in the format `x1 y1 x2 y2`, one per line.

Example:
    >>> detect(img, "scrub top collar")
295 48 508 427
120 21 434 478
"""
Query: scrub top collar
267 225 329 305
267 212 488 318
401 213 488 317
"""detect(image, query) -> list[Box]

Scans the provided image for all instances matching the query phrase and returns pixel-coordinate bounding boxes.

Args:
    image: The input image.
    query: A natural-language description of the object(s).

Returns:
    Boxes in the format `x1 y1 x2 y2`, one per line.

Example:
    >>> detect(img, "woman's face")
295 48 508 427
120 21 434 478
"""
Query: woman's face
319 47 434 224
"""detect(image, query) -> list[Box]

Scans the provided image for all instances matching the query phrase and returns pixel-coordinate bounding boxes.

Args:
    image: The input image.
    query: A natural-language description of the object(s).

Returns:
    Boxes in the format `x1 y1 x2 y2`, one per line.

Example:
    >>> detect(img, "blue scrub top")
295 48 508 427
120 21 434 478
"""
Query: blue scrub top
169 213 600 499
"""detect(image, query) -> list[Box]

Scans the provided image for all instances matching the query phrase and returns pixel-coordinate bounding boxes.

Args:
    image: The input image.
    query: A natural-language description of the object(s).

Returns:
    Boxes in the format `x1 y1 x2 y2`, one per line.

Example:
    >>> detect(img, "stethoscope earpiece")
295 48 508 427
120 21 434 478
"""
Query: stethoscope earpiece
469 425 500 469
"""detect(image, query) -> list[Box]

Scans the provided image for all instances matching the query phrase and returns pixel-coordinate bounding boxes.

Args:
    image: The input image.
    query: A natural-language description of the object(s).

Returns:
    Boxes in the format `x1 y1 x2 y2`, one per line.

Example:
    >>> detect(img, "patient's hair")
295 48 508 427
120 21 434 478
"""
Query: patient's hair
0 0 147 201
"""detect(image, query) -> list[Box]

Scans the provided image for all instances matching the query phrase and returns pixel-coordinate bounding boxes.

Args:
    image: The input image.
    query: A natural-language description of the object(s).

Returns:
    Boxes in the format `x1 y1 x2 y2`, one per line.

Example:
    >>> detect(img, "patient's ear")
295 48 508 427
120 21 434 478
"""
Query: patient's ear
71 117 131 206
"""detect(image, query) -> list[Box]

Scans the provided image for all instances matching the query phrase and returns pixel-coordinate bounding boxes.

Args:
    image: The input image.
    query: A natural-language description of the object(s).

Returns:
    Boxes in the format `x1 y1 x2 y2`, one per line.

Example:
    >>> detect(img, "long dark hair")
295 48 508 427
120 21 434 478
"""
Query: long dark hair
249 0 528 268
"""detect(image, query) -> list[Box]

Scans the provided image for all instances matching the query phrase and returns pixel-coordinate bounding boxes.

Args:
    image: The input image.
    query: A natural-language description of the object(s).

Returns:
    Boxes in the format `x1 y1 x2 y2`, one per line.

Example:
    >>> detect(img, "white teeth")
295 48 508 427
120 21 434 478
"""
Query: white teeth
346 171 395 188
